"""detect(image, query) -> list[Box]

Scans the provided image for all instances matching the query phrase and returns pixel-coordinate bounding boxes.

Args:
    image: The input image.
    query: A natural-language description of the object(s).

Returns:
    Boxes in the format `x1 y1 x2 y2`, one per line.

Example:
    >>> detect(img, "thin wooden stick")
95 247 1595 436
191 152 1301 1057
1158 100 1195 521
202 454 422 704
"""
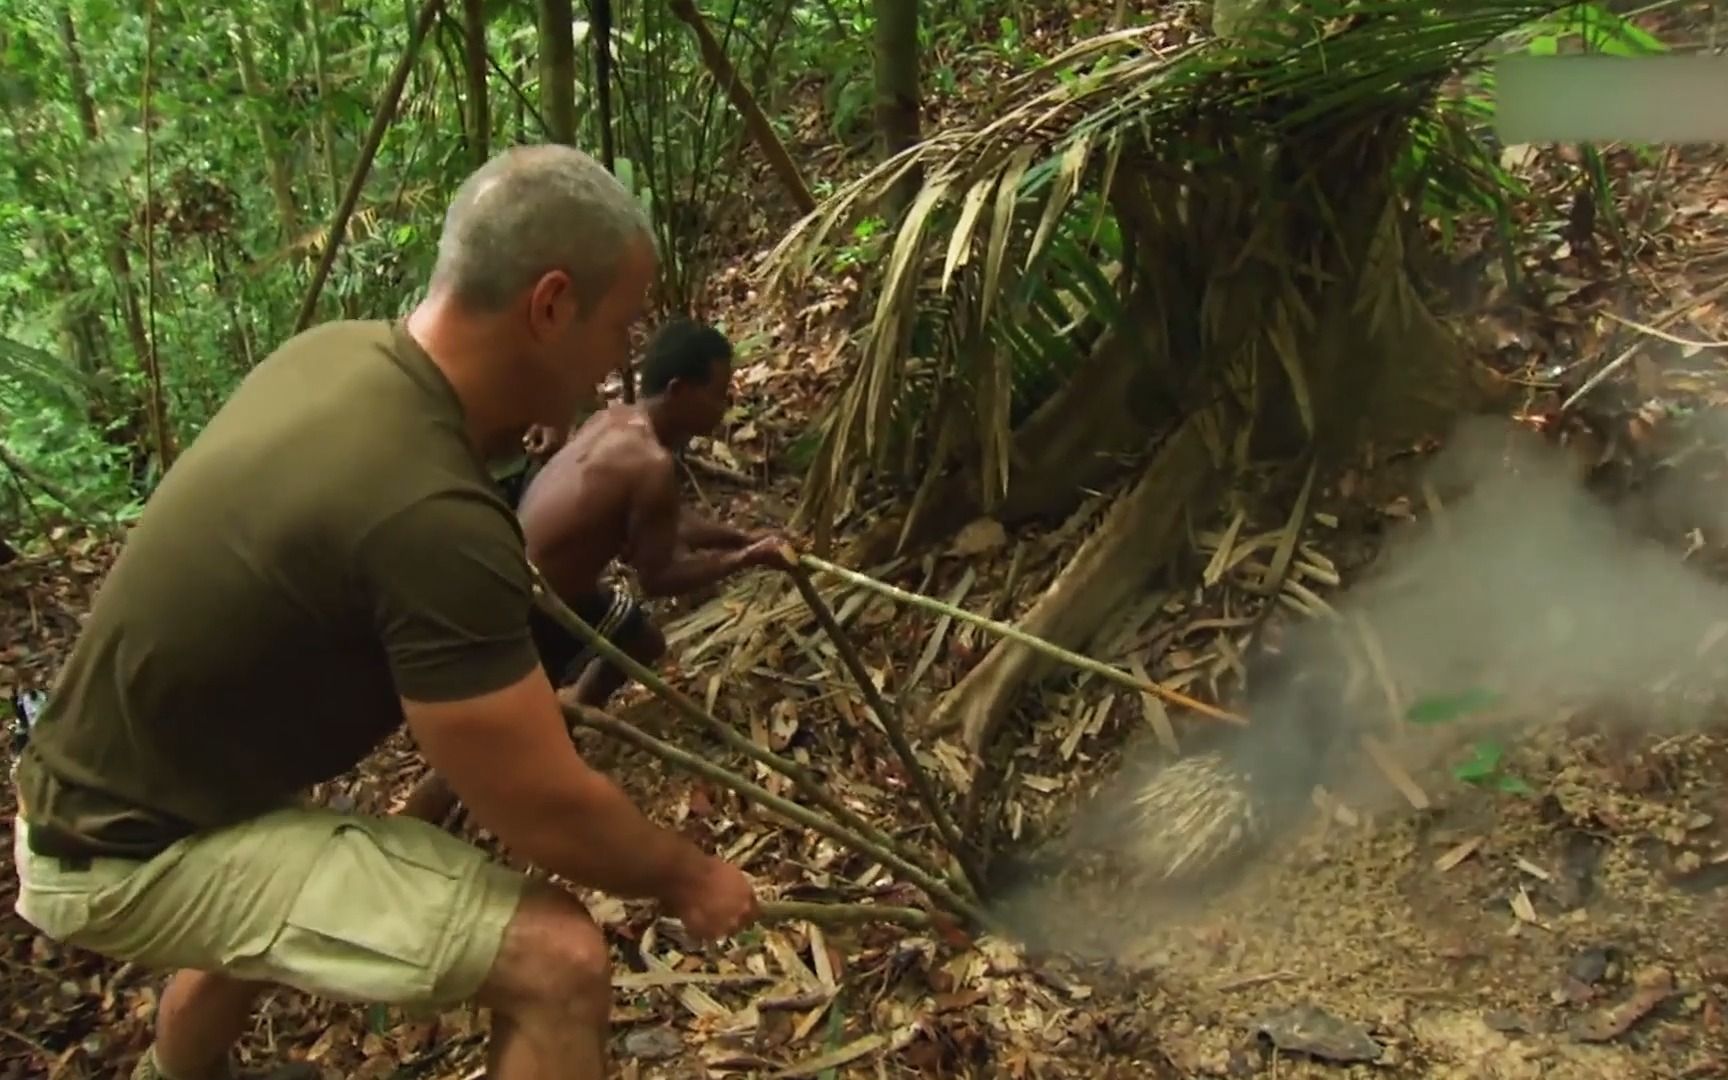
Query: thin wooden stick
785 560 982 892
759 899 931 929
525 565 971 903
293 0 442 333
567 704 990 929
798 553 1248 726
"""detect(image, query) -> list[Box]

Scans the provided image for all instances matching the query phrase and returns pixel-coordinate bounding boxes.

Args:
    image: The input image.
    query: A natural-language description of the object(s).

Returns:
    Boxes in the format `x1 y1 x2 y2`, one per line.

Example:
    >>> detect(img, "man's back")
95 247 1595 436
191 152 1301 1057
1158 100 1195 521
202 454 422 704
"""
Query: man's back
17 320 534 857
517 404 671 598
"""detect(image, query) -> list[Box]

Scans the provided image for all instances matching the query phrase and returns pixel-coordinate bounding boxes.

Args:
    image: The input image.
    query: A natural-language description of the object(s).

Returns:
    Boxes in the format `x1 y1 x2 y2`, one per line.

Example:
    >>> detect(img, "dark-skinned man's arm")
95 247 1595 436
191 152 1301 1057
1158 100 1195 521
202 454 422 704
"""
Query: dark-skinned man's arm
362 490 757 938
676 510 752 550
627 458 784 598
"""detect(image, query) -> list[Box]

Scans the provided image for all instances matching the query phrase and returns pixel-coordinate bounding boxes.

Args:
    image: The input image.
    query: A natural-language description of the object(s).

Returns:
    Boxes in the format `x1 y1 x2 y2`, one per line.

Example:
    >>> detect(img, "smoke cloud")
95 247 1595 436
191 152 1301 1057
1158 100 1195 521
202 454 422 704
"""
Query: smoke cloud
995 414 1728 944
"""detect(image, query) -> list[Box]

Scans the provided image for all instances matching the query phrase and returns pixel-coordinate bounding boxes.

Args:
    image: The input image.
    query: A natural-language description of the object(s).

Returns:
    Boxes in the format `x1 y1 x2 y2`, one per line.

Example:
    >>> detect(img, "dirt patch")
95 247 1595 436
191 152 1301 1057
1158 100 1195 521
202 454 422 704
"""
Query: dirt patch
993 719 1728 1078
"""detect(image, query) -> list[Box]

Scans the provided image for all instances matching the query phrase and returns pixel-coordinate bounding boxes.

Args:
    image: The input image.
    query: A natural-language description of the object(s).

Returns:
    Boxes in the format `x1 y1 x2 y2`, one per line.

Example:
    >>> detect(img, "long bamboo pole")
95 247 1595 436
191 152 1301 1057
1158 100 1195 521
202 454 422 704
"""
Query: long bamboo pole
797 553 1249 726
567 704 990 928
759 899 930 929
784 560 982 892
526 564 978 905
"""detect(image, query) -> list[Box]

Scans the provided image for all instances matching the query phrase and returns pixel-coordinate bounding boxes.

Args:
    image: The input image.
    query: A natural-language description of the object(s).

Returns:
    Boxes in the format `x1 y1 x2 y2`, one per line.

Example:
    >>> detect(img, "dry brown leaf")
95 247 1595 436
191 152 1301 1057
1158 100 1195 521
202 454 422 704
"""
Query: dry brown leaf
1434 836 1483 872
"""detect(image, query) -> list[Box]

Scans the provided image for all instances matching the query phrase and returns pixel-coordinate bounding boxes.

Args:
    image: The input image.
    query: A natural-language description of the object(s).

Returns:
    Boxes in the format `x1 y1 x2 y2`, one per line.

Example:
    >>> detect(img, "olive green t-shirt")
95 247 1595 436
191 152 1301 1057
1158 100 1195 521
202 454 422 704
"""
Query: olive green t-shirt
16 320 540 857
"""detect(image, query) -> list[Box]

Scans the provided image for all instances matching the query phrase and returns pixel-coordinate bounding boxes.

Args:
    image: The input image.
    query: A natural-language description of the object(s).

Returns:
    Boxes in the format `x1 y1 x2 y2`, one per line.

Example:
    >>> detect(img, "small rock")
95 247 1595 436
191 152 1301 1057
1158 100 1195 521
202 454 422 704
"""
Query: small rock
1568 946 1614 986
1253 1004 1383 1064
623 1026 684 1061
950 517 1008 555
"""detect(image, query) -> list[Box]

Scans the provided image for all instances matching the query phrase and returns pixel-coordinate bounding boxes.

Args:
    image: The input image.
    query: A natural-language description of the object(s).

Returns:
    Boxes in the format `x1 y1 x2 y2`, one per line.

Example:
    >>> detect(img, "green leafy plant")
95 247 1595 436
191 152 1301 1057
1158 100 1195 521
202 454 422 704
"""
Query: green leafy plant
1405 686 1504 725
1451 739 1535 796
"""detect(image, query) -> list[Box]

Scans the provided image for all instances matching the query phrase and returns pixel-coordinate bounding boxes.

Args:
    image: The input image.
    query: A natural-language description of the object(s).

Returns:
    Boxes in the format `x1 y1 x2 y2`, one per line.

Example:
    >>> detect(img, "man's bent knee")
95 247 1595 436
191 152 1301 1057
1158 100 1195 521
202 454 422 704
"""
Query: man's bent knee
478 883 611 1022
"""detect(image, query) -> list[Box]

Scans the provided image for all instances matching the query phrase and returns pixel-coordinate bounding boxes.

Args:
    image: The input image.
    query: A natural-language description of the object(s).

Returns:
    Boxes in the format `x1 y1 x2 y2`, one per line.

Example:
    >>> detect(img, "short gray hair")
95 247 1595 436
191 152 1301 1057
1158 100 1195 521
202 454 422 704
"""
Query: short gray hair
430 144 654 312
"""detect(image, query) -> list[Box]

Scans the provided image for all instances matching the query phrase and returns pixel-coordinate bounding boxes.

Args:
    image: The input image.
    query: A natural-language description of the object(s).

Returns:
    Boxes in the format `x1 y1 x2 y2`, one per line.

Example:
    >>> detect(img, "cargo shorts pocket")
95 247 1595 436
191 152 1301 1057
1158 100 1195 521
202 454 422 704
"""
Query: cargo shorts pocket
268 818 472 1006
12 828 94 943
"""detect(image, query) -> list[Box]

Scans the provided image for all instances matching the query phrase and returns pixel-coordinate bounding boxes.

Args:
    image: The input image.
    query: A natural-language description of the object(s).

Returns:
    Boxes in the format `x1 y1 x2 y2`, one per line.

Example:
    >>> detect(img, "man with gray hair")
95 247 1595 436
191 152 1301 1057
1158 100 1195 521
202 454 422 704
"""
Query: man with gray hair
10 144 758 1080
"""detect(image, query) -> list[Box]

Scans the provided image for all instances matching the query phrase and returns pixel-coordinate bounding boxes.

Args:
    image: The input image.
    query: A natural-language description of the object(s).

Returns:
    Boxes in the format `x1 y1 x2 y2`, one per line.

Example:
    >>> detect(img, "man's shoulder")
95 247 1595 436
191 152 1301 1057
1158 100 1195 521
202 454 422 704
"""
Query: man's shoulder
558 412 674 481
254 319 395 376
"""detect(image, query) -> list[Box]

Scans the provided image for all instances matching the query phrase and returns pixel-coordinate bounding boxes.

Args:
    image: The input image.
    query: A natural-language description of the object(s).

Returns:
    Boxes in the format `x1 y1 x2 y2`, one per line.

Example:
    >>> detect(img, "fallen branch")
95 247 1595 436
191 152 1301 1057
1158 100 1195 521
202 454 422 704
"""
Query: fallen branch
685 453 754 485
760 899 931 929
785 560 983 893
567 704 990 929
1562 278 1728 412
797 553 1247 726
526 564 974 904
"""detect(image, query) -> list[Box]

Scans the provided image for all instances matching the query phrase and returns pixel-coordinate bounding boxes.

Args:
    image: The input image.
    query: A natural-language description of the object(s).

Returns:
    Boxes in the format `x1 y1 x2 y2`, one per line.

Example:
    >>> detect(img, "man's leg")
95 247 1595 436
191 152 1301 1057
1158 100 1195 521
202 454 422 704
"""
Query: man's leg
149 882 618 1080
475 882 612 1078
14 807 552 1076
569 619 666 709
147 974 271 1080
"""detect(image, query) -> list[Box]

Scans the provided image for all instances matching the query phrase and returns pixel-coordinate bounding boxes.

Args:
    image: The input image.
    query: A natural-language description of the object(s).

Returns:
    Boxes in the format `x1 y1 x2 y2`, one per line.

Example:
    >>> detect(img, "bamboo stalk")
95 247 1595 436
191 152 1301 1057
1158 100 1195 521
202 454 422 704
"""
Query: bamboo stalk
759 899 931 929
567 704 990 929
294 0 442 333
668 0 816 214
784 561 982 892
798 553 1248 726
525 565 971 903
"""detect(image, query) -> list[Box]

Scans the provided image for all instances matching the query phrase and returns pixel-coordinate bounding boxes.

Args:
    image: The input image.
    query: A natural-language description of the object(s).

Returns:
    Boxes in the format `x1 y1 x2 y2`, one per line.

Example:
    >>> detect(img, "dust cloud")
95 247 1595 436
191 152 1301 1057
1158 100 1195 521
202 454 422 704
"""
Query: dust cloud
991 415 1728 942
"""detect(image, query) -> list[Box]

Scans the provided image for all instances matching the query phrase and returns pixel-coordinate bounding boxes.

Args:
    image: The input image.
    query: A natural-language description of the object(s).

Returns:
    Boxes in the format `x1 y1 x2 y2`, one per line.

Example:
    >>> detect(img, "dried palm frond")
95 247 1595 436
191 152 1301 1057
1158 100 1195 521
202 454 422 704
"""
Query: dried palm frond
760 1 1580 538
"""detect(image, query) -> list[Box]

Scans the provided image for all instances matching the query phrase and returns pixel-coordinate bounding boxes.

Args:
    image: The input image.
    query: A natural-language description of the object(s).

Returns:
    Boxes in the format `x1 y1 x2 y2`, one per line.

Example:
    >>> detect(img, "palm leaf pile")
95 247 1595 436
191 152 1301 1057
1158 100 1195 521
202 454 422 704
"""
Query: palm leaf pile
761 0 1610 544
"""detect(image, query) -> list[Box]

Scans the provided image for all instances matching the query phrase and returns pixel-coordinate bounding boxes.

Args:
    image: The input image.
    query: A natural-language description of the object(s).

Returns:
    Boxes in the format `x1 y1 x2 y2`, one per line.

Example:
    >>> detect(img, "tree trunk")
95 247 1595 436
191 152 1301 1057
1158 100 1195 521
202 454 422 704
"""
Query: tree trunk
538 0 578 144
872 0 921 216
927 412 1219 753
462 0 490 166
229 14 303 242
589 0 616 170
668 0 815 215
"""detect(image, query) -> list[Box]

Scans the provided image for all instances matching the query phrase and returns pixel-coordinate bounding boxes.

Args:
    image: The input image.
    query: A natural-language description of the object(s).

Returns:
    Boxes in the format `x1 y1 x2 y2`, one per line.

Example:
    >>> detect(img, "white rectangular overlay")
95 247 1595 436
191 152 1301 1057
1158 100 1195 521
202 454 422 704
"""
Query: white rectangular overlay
1494 54 1728 144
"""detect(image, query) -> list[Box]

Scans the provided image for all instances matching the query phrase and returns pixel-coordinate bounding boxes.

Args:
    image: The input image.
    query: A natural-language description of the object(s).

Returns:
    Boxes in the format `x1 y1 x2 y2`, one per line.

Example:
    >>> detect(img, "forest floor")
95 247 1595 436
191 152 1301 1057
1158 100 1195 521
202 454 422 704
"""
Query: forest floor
12 7 1728 1080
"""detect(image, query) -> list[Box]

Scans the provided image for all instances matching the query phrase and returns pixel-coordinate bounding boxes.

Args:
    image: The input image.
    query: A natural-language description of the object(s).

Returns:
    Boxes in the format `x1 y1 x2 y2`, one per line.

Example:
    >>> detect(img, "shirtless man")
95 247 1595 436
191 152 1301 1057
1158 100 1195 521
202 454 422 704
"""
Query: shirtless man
522 317 788 702
400 318 786 823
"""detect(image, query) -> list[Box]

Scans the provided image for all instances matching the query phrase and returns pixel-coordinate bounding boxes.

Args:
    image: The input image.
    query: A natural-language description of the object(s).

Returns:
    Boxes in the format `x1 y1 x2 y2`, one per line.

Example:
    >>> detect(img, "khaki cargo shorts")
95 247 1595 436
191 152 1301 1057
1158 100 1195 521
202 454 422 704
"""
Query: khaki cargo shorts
11 806 526 1008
